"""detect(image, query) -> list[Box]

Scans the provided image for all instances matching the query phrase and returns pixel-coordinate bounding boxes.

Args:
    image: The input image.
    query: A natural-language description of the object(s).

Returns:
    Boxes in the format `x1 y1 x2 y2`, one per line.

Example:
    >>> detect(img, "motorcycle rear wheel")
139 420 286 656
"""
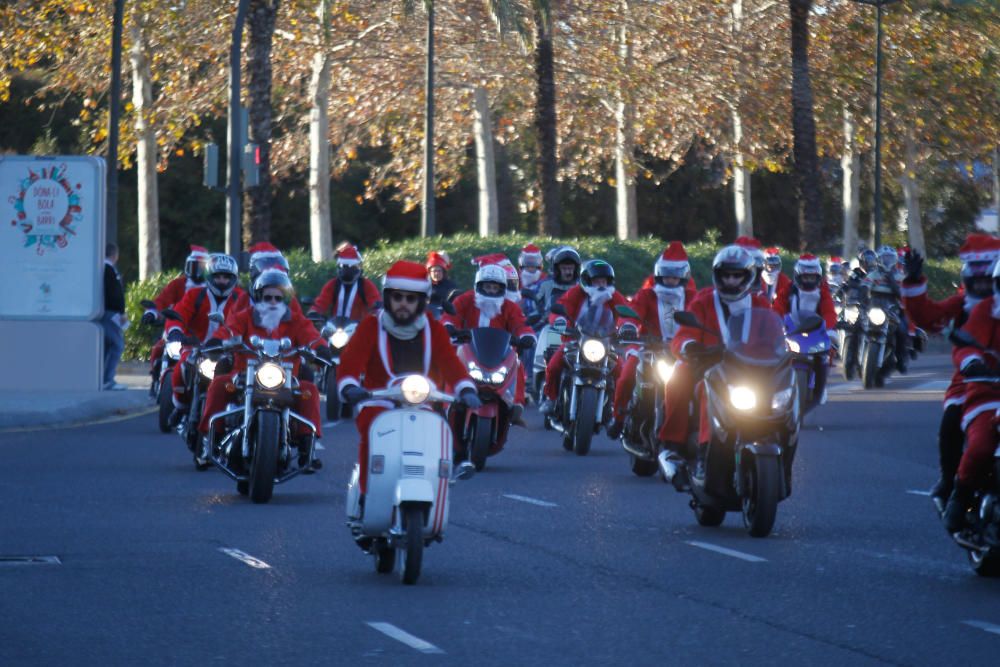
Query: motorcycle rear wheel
742 455 780 537
573 386 599 456
399 505 424 585
249 411 279 504
157 374 173 433
471 415 493 471
969 547 1000 577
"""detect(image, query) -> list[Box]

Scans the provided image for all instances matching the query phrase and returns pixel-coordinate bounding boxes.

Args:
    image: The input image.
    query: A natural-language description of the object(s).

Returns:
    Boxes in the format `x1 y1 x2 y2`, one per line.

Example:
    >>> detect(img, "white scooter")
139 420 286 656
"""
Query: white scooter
346 375 474 585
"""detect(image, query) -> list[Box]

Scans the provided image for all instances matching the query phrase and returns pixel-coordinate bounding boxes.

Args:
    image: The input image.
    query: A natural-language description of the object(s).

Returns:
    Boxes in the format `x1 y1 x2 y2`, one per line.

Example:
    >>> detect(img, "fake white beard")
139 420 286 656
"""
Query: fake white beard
583 285 615 306
653 284 685 309
506 290 521 304
797 288 821 314
727 294 751 317
255 302 287 332
475 293 505 320
521 271 541 288
762 269 779 286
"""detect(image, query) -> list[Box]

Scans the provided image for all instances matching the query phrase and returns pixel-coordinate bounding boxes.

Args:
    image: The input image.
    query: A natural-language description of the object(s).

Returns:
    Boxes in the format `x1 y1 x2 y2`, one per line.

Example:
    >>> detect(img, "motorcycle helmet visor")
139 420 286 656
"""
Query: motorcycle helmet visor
476 280 505 297
796 273 821 290
338 264 361 284
765 256 781 272
655 275 683 288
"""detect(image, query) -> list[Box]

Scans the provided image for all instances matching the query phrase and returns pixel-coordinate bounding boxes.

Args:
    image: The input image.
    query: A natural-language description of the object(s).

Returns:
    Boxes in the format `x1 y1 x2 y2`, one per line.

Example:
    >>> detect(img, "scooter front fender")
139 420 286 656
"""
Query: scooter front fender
472 402 499 420
395 478 436 505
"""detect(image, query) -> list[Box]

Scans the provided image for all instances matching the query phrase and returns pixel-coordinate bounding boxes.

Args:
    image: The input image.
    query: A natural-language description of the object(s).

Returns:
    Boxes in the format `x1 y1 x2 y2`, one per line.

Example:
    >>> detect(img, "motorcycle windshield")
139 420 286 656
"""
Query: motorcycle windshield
470 327 512 368
575 303 615 338
726 308 787 363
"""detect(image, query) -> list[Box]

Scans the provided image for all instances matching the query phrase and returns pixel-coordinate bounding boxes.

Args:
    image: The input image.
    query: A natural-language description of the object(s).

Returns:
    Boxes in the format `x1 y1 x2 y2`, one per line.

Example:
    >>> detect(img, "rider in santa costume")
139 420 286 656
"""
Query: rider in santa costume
309 244 381 321
143 245 210 378
759 246 792 304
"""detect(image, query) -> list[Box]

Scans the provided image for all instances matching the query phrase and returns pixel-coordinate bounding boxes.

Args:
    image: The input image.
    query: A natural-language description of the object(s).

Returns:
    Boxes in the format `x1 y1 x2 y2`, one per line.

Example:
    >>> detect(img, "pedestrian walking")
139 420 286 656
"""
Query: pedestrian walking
102 243 128 390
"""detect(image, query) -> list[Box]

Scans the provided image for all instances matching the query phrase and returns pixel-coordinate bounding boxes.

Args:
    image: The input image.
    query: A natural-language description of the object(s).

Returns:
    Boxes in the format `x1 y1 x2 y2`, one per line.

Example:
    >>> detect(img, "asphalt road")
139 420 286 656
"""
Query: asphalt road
2 353 999 666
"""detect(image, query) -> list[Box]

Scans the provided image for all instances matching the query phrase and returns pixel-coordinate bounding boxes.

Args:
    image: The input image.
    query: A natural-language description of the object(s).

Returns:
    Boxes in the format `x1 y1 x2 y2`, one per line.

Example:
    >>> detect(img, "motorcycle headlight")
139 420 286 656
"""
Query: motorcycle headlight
401 375 431 405
165 341 182 360
468 362 485 382
868 307 886 326
787 339 801 354
729 385 757 411
808 341 829 354
581 339 607 363
198 358 217 379
489 367 508 385
771 386 794 411
845 305 860 324
330 329 350 349
255 362 285 389
655 359 674 384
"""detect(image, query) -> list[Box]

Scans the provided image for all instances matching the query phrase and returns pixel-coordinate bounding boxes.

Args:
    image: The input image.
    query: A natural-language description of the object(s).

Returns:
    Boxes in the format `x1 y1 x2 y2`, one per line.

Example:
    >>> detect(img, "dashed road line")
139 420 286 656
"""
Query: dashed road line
502 494 558 508
962 620 1000 637
906 489 932 497
218 547 271 569
367 622 444 654
685 540 767 563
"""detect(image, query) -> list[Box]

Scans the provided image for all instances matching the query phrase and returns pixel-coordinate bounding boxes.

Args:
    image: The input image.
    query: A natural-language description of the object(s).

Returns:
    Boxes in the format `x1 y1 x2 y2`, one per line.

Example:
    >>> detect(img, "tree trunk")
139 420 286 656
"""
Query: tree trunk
732 107 753 238
534 9 560 236
129 12 160 279
993 145 999 220
473 86 499 237
901 130 925 255
242 0 279 247
614 0 637 240
308 22 333 262
788 0 823 250
841 106 860 259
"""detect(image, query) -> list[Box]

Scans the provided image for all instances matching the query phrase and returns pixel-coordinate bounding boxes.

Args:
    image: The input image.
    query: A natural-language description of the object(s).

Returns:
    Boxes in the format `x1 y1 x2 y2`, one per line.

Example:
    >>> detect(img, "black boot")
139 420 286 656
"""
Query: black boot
510 404 526 427
606 418 624 439
943 483 975 534
930 476 954 516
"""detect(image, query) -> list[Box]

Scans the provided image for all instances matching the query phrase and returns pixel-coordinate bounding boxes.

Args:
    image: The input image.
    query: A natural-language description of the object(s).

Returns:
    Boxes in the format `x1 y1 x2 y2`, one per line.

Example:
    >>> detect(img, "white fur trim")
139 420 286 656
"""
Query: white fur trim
337 376 360 394
960 354 983 370
961 402 1000 432
454 379 476 395
384 276 431 294
899 281 927 298
944 396 967 409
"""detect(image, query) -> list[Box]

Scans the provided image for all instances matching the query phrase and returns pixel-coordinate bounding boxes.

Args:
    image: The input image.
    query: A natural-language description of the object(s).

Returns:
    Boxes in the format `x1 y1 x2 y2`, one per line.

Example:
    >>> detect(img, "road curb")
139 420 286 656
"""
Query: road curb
0 391 156 432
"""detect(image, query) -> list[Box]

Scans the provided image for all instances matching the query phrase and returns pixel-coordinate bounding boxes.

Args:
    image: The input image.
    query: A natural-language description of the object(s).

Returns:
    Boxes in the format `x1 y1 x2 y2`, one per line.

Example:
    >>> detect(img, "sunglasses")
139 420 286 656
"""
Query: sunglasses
261 294 284 304
389 292 420 304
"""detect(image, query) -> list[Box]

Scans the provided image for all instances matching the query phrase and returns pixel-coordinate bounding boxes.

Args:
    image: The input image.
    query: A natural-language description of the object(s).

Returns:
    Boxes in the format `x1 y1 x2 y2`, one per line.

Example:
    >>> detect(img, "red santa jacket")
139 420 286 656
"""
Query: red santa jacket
310 277 381 321
165 286 246 343
903 277 973 408
442 291 535 340
556 285 639 331
772 281 837 330
671 290 771 357
758 272 792 305
629 282 698 341
210 305 323 375
636 275 698 300
337 313 475 398
953 297 1000 428
152 274 190 311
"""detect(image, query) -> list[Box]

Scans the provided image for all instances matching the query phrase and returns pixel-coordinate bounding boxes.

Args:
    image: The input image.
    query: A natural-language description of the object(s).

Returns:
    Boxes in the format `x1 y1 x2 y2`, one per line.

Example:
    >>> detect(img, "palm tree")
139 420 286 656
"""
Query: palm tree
789 0 823 249
531 0 560 236
243 0 280 246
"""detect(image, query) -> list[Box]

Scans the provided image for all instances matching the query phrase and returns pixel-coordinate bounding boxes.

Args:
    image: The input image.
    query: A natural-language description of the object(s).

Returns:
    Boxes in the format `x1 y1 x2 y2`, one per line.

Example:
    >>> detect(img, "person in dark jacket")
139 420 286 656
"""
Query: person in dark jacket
102 243 127 390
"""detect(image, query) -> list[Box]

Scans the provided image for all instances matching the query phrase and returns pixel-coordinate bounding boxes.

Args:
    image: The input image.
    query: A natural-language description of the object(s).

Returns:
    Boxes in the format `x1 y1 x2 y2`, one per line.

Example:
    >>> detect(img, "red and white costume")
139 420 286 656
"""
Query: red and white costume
772 255 838 331
147 245 210 369
953 296 1000 487
310 245 381 320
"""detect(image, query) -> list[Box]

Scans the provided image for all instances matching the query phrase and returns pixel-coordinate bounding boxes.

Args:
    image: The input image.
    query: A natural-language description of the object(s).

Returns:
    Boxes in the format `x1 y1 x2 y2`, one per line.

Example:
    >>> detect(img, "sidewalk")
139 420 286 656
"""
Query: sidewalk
0 361 156 430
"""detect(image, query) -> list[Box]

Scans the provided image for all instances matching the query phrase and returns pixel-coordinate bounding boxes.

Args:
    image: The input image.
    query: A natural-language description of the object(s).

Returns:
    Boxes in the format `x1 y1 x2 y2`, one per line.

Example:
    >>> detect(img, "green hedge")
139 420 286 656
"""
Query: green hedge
123 233 962 360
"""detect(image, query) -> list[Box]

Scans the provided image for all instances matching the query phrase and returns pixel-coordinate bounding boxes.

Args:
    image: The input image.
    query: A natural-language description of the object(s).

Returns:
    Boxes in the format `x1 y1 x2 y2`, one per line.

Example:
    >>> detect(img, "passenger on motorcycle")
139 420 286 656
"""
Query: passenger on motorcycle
309 243 381 321
902 234 1000 511
532 245 582 325
736 236 766 292
198 269 333 469
442 262 536 422
165 253 245 417
772 254 838 403
760 246 791 304
144 244 209 379
518 244 547 328
538 259 638 415
608 241 696 439
337 261 479 501
944 258 1000 532
666 245 771 480
426 250 459 317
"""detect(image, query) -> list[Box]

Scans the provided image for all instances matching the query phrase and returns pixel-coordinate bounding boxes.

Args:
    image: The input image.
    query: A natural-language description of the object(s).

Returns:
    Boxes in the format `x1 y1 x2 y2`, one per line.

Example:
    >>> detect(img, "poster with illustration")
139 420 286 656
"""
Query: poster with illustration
0 156 106 319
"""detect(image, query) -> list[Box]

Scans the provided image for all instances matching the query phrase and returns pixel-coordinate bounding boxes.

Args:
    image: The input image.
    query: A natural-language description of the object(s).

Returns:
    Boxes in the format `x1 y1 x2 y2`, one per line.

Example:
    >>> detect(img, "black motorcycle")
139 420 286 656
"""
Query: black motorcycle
858 288 901 389
665 308 817 537
835 281 868 381
307 313 358 421
140 299 182 432
161 308 218 468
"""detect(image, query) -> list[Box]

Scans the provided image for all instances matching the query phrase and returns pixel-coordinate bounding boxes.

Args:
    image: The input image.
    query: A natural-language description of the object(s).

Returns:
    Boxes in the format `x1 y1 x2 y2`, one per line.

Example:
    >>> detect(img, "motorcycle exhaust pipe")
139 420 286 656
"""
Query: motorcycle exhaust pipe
657 450 678 484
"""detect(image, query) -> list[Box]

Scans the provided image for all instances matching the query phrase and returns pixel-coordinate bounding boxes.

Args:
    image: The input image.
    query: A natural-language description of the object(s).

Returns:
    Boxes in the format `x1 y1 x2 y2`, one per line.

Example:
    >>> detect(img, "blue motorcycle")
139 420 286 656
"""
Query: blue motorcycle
784 312 830 416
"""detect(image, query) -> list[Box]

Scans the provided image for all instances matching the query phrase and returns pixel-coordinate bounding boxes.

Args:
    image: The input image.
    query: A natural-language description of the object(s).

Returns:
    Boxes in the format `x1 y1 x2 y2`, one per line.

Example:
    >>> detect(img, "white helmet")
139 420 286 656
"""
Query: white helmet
475 264 507 297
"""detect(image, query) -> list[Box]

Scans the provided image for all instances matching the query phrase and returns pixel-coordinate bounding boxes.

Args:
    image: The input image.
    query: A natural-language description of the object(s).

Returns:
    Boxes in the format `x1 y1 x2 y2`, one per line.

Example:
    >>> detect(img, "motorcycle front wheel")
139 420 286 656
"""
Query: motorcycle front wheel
862 341 882 390
249 411 279 504
573 386 599 456
843 334 859 381
742 455 780 537
157 373 173 433
325 365 340 421
471 415 493 471
399 505 424 585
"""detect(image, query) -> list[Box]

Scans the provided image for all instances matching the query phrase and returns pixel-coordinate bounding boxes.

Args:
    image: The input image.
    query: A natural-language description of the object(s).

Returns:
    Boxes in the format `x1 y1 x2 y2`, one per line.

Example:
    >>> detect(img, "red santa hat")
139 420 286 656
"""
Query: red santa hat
383 260 431 295
248 242 282 262
829 255 843 264
764 246 781 258
336 244 362 266
425 250 452 270
187 245 209 260
471 252 510 267
795 253 822 275
959 234 1000 263
735 236 762 250
655 241 690 273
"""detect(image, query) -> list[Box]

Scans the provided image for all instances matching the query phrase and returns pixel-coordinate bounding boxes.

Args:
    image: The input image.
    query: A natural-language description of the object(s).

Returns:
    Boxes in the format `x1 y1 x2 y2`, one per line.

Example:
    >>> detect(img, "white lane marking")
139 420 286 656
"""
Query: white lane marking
911 380 950 391
322 421 339 429
502 494 558 508
218 547 271 569
314 441 326 451
962 620 1000 637
906 489 932 497
685 540 767 563
367 622 444 654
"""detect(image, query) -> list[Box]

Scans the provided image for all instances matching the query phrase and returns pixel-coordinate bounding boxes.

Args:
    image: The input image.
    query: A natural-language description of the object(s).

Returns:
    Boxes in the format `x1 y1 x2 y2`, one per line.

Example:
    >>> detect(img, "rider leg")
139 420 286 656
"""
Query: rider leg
944 410 999 532
540 346 566 411
931 401 964 509
609 351 640 438
657 360 695 453
355 406 389 494
149 338 165 376
813 355 829 404
197 372 237 436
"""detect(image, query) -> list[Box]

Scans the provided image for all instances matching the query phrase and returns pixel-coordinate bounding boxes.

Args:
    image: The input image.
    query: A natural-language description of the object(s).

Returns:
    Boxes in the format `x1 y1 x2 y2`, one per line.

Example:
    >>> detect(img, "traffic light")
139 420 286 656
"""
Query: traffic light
242 142 260 190
203 143 220 189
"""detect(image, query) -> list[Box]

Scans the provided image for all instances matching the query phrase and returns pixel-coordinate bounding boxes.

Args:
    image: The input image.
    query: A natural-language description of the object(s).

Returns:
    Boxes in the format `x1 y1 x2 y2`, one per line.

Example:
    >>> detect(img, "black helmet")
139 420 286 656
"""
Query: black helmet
580 259 615 288
549 246 581 286
252 268 294 304
206 253 239 299
964 259 995 299
711 245 755 302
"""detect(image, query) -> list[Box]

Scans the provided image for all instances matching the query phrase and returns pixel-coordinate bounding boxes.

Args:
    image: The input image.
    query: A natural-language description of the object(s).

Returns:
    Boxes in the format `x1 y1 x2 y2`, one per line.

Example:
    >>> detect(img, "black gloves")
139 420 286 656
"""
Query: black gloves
683 340 705 358
141 311 158 326
459 388 482 409
315 345 334 362
515 336 535 352
962 360 991 379
201 338 223 353
166 329 184 344
342 384 371 405
904 250 924 283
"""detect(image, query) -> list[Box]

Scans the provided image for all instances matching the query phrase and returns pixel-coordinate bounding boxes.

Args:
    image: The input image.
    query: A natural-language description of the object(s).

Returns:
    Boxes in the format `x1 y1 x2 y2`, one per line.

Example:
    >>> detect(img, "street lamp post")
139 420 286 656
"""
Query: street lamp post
852 0 899 249
106 0 125 246
420 0 436 238
228 0 251 259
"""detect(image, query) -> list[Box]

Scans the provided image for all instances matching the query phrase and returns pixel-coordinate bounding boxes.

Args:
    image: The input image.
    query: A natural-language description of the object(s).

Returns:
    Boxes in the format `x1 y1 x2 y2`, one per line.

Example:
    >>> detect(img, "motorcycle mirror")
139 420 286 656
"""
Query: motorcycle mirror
249 335 262 348
440 301 457 316
673 311 700 328
614 304 640 320
207 312 226 325
320 324 336 338
453 461 476 482
279 337 293 352
140 299 156 309
550 303 568 316
161 308 182 322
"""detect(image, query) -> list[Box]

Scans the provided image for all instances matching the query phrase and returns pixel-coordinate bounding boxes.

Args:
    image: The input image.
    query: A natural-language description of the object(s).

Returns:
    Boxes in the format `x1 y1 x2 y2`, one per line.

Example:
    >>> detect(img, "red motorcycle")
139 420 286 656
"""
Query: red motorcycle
450 327 521 471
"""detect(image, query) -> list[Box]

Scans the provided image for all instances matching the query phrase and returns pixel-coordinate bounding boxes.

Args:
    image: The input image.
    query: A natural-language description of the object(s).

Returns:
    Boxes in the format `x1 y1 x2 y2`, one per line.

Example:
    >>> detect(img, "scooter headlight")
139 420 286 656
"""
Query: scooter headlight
401 375 431 404
255 362 285 389
771 386 794 411
198 358 217 380
845 305 860 324
787 339 801 354
165 341 182 360
729 385 757 411
329 329 350 349
868 307 886 326
655 359 674 384
581 339 607 363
